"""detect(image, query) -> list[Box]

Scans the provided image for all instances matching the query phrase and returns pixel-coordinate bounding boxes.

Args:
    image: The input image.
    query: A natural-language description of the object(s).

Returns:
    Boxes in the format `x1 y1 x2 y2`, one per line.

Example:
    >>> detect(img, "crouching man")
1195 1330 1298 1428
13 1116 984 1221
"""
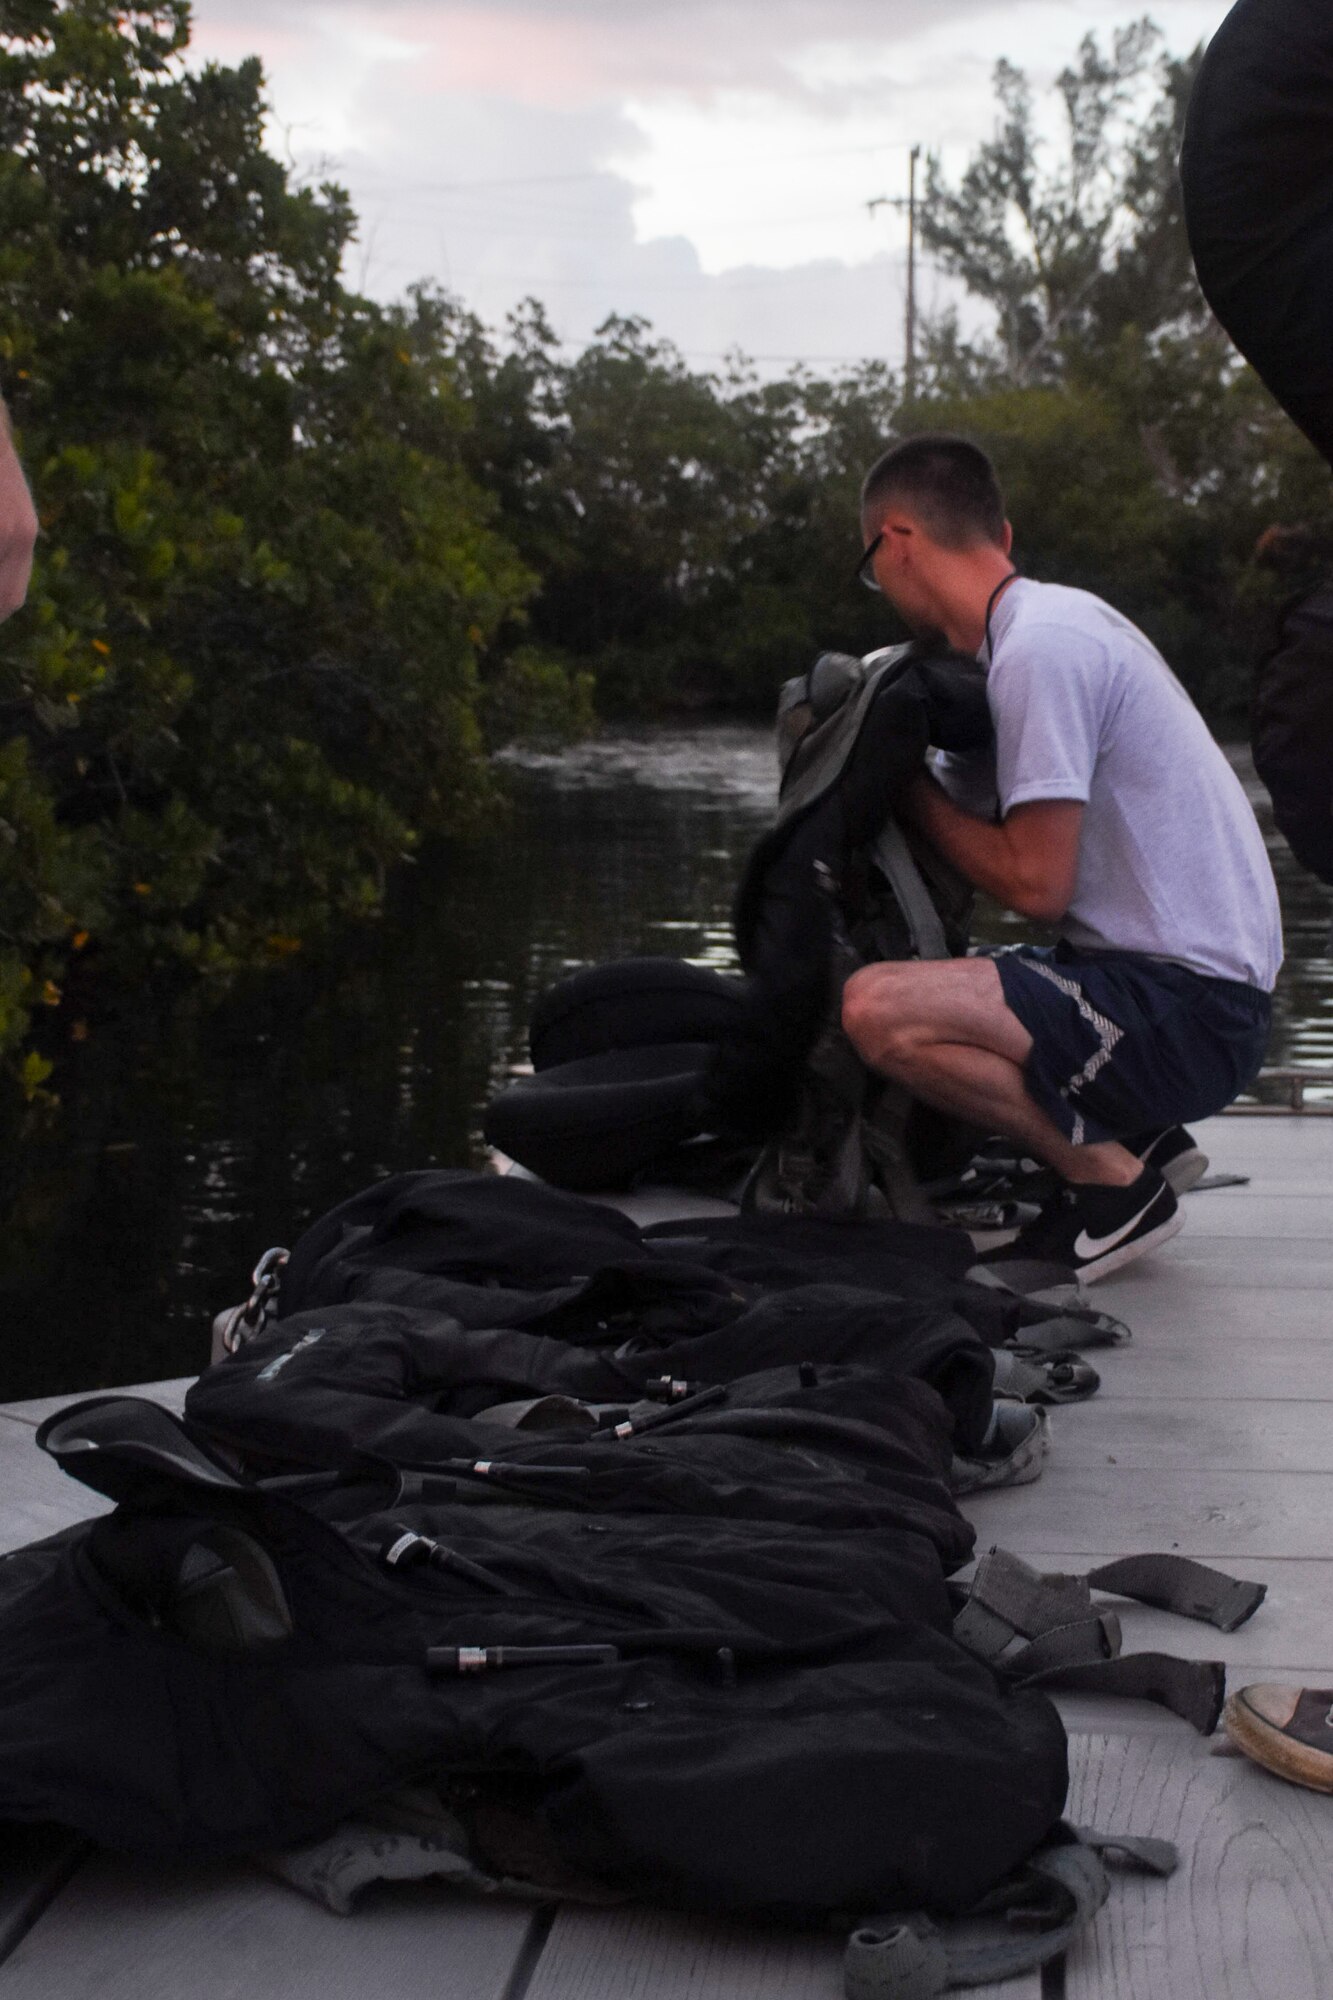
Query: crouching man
841 434 1282 1280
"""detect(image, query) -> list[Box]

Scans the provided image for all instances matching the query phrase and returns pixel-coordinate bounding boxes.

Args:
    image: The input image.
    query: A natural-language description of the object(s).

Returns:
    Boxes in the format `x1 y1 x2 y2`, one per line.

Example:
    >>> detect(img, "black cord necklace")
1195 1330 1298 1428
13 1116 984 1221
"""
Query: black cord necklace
983 569 1020 660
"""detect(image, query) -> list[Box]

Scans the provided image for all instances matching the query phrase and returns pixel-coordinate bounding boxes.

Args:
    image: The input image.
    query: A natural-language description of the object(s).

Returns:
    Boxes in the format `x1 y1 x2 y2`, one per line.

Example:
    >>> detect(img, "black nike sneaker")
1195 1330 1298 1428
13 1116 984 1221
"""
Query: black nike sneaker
1126 1125 1209 1195
982 1165 1183 1282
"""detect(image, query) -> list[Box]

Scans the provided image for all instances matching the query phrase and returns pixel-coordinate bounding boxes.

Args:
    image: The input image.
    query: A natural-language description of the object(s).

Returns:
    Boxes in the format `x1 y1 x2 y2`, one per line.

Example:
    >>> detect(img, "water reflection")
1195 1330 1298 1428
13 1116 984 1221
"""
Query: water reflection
1 726 1327 1400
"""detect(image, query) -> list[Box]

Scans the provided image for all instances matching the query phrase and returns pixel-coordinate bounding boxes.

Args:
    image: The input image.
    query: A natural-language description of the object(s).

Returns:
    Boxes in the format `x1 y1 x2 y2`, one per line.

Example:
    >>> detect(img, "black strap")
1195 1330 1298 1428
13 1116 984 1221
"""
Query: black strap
957 1547 1264 1647
1079 1554 1266 1634
999 1613 1122 1682
1018 1653 1226 1737
844 1825 1178 1996
953 1547 1247 1733
1006 1308 1130 1354
1073 1826 1179 1879
991 1349 1101 1404
953 1547 1092 1659
949 1406 1049 1496
982 568 1020 661
844 1821 1179 1999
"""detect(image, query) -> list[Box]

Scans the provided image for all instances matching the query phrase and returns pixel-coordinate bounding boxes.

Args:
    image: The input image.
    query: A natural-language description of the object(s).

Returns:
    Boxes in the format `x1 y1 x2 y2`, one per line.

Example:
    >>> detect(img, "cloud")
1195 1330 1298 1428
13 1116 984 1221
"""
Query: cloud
193 0 1226 108
194 0 1012 106
186 0 1228 372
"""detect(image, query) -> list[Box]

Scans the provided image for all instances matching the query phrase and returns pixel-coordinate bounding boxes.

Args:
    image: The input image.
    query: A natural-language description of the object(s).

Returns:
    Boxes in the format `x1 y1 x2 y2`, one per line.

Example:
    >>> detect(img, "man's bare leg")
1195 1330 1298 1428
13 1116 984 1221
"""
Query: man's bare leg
841 957 1143 1188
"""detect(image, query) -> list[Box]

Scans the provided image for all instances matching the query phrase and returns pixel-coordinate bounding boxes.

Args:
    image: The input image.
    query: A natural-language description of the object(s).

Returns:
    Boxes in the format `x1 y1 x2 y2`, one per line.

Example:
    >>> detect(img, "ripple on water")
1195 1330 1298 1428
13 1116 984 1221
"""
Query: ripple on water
4 725 1331 1397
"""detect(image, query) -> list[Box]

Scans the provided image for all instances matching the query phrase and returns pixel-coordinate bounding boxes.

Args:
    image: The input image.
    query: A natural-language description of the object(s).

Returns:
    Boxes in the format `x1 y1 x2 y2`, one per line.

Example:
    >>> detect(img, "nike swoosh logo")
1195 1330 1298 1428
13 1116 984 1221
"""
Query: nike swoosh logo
1073 1191 1162 1260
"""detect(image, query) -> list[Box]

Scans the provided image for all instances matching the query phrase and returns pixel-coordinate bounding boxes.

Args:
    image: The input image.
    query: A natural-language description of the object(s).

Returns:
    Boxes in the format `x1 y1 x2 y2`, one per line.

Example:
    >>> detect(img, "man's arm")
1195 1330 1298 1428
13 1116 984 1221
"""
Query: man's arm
905 772 1083 923
0 399 37 622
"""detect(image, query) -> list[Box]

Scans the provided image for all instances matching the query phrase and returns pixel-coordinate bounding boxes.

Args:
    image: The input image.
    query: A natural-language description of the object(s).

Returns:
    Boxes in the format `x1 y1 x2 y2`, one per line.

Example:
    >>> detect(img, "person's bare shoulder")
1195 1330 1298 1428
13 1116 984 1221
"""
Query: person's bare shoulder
0 397 37 621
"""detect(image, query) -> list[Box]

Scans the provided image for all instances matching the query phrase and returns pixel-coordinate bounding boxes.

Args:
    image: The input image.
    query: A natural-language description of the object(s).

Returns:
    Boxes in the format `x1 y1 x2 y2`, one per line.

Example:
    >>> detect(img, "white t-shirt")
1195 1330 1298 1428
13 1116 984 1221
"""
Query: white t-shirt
935 579 1283 990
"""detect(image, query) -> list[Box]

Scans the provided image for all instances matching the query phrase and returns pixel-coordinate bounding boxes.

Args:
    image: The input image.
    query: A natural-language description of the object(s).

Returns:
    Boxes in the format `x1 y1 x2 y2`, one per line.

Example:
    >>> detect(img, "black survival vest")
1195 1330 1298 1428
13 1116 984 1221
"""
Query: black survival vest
1182 0 1333 471
0 1171 1071 1917
1183 1 1333 883
1252 580 1333 884
12 1382 1066 1921
715 642 992 1212
734 640 990 977
483 641 993 1193
0 1171 1260 1986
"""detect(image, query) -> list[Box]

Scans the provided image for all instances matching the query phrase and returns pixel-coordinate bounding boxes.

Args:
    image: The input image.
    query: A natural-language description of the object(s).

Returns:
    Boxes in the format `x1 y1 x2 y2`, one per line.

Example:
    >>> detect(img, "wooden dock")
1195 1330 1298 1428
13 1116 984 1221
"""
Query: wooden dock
1 1110 1331 1996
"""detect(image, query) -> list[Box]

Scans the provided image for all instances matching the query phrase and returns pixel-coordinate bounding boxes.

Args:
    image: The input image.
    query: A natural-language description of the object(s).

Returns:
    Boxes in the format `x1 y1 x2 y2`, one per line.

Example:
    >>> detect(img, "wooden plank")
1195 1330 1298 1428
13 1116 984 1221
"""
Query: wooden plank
0 1418 108 1555
1042 1398 1333 1475
1196 1113 1333 1153
0 1826 86 1968
0 1378 192 1428
1187 1155 1333 1189
0 1854 538 1999
1049 1674 1333 1742
954 1554 1333 1675
1189 1173 1333 1197
1063 1731 1333 1998
1102 1236 1333 1294
1199 1118 1333 1155
964 1466 1333 1562
1086 1333 1333 1401
1050 1695 1224 1738
523 1904 1038 2000
1173 1195 1333 1239
593 1189 739 1228
524 1906 845 2000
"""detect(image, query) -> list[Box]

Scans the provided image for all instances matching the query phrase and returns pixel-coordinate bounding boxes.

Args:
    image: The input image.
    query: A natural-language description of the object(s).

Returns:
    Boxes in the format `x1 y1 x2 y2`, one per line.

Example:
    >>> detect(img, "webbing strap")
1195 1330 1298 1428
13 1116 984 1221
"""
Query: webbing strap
953 1548 1240 1729
844 1836 1112 1998
955 1547 1092 1656
965 1259 1085 1303
1017 1652 1227 1736
1006 1308 1131 1354
871 821 951 961
990 1349 1101 1404
950 1406 1049 1497
1080 1554 1267 1634
844 1915 950 2000
1001 1612 1123 1682
1072 1827 1179 1879
957 1548 1264 1653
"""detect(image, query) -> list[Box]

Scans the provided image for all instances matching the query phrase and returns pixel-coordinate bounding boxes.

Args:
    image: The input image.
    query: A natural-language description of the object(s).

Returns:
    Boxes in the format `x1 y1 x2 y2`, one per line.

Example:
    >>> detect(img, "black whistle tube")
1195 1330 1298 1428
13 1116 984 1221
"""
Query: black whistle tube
439 1459 591 1483
381 1527 520 1597
426 1643 621 1673
604 1382 729 1439
255 1469 345 1494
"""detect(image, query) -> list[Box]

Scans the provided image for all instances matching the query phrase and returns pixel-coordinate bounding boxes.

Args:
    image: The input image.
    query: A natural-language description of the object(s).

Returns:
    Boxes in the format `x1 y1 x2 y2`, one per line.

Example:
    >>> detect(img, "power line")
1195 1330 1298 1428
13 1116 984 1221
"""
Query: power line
459 264 896 294
335 137 918 197
360 198 891 236
547 338 879 366
341 168 623 193
868 143 922 388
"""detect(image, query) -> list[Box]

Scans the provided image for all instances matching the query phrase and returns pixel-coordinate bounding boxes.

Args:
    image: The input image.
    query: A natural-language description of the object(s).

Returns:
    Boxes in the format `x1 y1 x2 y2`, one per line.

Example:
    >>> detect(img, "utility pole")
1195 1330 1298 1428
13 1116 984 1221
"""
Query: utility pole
867 144 921 400
904 144 920 402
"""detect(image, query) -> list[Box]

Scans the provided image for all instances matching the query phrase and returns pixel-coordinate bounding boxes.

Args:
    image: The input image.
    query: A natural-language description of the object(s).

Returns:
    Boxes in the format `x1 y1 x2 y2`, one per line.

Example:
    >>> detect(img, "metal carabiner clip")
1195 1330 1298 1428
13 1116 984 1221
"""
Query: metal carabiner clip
220 1246 289 1354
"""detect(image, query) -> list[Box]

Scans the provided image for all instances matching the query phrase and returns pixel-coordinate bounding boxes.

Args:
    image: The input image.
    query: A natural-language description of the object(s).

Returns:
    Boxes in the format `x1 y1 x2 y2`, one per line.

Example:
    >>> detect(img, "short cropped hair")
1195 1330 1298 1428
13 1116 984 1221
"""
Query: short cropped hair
860 434 1006 550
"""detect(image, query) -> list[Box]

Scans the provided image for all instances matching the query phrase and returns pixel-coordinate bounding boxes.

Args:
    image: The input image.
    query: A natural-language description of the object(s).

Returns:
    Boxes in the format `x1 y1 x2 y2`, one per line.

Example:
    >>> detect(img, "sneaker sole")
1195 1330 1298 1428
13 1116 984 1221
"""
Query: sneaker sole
1223 1692 1333 1793
1078 1205 1186 1283
1160 1147 1209 1197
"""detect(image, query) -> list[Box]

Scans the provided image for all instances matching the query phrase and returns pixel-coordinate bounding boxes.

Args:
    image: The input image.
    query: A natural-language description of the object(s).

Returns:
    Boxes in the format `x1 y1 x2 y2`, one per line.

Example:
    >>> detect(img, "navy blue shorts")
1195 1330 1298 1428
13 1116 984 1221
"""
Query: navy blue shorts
988 943 1272 1146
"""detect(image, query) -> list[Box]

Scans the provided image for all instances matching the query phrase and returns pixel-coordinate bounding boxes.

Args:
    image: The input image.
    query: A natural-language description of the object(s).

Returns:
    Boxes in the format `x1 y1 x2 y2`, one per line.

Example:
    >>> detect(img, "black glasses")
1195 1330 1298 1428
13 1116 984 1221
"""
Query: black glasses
854 530 884 593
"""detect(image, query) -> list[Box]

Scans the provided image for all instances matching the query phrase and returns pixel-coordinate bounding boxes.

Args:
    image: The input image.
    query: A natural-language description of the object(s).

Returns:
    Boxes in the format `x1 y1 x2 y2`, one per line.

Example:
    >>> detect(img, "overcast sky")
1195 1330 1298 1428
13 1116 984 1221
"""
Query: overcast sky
189 0 1230 374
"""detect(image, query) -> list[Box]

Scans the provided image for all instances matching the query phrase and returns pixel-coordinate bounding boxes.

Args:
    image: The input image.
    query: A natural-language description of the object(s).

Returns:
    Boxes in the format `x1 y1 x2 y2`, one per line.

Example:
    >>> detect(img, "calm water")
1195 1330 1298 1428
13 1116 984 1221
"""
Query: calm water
3 727 1329 1402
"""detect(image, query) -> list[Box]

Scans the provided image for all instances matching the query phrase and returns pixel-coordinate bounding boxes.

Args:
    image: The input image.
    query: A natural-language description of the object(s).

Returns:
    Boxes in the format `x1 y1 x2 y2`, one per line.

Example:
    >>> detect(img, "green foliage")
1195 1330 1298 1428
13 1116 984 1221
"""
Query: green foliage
919 20 1206 382
414 24 1330 736
911 22 1333 713
0 0 584 1097
5 2 1332 1116
433 304 904 711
